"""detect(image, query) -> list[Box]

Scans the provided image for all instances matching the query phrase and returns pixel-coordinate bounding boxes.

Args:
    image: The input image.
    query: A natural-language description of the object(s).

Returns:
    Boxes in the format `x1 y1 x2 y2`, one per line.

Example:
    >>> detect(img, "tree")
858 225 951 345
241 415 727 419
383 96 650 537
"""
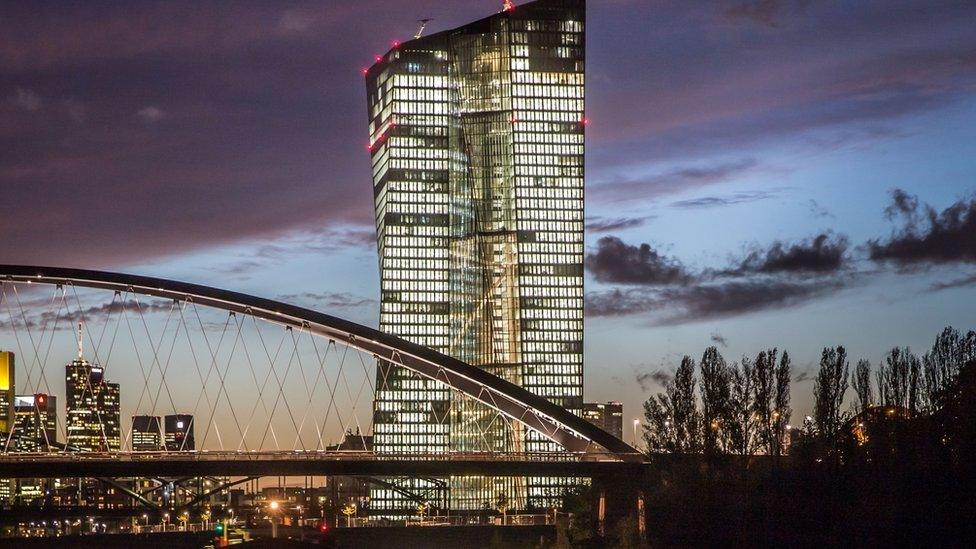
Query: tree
752 348 777 454
772 351 792 456
923 327 974 410
726 356 756 455
699 347 730 455
878 347 921 413
851 359 873 414
642 355 700 453
814 346 849 438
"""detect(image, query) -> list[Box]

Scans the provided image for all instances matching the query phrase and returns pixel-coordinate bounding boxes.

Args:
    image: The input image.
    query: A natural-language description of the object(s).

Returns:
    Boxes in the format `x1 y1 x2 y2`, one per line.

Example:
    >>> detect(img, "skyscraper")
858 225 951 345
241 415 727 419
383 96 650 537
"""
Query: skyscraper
365 0 585 513
583 401 623 441
65 326 121 452
131 415 162 451
0 351 13 437
11 393 58 452
164 414 194 451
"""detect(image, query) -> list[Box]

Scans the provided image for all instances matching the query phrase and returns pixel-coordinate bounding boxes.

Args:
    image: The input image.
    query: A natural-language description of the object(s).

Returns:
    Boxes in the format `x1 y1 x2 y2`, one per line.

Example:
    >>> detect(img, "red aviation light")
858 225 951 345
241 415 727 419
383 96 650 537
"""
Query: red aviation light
36 394 46 405
393 40 400 48
361 68 368 76
581 116 589 126
374 55 382 62
503 1 516 12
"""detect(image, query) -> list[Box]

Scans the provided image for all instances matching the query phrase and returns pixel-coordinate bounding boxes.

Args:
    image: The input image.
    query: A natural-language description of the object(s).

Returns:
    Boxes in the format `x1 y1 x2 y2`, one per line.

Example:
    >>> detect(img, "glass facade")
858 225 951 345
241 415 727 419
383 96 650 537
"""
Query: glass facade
65 359 121 452
365 0 585 514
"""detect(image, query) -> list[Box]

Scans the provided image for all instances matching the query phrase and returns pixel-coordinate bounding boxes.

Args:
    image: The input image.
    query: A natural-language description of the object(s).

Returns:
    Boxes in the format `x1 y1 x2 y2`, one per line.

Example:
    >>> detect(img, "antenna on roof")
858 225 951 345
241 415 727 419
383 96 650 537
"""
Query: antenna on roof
77 322 84 359
415 18 432 39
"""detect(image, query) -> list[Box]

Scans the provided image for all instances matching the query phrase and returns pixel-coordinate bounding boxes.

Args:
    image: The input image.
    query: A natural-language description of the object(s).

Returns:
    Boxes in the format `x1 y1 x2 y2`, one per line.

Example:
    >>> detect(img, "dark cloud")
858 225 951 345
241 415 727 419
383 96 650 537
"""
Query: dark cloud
724 0 813 27
636 370 671 392
585 236 696 286
670 189 781 209
928 272 976 293
277 291 376 310
586 278 848 324
589 159 759 203
808 199 835 219
0 298 174 330
793 370 812 383
588 1 976 164
868 190 976 266
710 333 728 347
729 233 849 275
585 216 652 233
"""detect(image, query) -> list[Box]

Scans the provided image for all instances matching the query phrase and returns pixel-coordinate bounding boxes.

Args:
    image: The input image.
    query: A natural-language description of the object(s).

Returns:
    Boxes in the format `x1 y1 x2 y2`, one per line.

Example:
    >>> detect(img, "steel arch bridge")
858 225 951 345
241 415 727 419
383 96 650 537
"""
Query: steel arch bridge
0 265 639 480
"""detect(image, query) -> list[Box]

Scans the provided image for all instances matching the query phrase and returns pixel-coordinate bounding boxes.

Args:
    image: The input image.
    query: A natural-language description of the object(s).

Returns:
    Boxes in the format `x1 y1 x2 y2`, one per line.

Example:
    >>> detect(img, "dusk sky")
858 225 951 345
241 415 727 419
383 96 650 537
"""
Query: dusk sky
2 0 976 434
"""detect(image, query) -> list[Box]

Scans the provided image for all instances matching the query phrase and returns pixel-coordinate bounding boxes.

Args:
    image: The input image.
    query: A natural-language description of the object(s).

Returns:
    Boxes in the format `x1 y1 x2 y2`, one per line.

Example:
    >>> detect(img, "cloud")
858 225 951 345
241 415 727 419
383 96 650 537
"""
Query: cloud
10 88 42 111
728 233 850 275
808 199 834 219
670 189 782 209
724 0 812 27
793 370 812 383
710 333 728 347
136 106 165 122
868 190 976 266
636 370 671 392
585 236 696 286
589 159 759 203
277 291 376 310
586 277 848 323
928 272 976 292
585 216 652 233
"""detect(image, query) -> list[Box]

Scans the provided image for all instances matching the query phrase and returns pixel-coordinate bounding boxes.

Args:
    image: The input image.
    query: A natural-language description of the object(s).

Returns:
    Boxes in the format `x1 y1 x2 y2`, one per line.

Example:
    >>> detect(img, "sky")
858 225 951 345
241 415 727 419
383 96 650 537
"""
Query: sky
2 0 976 443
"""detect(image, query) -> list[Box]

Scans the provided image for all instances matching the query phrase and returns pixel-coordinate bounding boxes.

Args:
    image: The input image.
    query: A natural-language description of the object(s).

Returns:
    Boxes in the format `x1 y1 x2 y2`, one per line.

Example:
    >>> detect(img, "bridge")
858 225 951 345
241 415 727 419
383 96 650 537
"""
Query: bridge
0 266 642 486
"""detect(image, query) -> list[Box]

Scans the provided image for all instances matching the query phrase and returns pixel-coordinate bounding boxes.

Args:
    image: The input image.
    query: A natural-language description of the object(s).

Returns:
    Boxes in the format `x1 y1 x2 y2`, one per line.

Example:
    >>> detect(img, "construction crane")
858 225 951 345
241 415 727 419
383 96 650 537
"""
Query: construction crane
415 18 432 39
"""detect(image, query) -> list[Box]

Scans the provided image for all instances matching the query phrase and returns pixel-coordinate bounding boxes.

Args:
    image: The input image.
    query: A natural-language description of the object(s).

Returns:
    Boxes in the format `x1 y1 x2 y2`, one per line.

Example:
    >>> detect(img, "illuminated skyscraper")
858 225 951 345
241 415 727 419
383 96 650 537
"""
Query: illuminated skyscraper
11 393 58 452
0 351 13 437
164 414 194 451
131 415 162 451
65 326 121 452
365 0 585 513
583 401 623 441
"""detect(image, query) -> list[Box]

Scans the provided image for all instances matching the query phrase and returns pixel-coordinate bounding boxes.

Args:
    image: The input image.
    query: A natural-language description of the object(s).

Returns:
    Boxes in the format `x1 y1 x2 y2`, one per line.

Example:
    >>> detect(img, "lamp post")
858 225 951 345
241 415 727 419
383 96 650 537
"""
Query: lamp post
269 500 280 539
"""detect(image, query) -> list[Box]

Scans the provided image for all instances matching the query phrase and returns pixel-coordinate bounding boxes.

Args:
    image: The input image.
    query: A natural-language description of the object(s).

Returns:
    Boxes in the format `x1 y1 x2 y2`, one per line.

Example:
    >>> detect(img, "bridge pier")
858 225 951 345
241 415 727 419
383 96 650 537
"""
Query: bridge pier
591 469 650 545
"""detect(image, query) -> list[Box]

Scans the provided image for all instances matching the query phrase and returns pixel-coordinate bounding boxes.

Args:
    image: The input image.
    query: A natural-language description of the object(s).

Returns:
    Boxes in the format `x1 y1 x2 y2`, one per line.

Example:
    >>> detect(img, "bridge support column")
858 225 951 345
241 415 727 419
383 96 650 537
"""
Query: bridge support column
598 488 606 537
637 489 646 541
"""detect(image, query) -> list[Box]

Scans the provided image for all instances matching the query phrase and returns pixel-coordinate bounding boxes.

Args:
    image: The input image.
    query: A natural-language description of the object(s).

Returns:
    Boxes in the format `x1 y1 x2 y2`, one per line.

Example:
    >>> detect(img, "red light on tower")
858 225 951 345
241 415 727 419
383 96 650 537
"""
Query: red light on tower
393 40 400 48
503 1 516 12
361 68 368 76
374 55 382 62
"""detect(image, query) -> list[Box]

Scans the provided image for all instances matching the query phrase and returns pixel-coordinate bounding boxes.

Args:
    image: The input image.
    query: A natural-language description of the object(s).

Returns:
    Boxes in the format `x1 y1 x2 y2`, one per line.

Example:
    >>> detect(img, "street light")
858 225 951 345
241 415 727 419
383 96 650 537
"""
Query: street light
269 501 280 539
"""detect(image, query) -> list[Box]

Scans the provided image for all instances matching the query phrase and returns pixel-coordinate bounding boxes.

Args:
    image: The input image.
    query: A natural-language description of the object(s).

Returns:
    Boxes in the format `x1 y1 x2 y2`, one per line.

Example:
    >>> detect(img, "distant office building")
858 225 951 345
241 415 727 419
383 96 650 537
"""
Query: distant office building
131 415 162 451
165 414 194 451
12 394 58 452
583 401 624 441
0 351 13 437
365 0 586 514
65 358 121 452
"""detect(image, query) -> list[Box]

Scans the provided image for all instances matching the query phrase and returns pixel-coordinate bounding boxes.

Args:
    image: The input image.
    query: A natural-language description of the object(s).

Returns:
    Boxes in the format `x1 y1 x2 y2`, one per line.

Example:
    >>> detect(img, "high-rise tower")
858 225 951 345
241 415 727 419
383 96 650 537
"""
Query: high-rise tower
365 0 585 513
65 324 121 452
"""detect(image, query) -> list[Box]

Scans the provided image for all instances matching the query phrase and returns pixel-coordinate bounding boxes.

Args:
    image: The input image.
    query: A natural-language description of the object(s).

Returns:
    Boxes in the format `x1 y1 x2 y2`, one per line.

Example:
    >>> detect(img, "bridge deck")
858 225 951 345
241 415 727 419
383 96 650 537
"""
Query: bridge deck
0 451 647 478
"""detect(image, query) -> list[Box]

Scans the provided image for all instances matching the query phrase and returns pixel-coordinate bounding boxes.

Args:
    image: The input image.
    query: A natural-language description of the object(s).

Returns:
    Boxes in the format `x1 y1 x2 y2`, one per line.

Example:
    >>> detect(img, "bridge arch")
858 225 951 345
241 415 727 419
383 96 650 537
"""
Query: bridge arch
0 265 636 458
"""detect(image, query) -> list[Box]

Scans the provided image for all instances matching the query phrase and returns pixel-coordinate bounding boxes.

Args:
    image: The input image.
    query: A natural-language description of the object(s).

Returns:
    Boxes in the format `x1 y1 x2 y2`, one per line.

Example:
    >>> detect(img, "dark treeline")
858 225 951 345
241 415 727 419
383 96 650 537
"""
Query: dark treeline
562 326 976 548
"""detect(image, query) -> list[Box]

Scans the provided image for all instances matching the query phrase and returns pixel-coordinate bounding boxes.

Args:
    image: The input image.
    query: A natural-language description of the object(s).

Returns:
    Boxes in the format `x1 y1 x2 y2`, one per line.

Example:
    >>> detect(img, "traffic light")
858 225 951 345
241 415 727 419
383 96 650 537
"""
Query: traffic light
214 522 224 535
319 522 329 533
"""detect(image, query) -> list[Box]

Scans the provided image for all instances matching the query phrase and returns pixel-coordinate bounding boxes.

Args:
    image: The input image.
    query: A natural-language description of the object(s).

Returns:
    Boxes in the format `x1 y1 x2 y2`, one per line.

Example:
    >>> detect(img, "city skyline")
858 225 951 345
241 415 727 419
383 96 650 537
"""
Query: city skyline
1 0 975 436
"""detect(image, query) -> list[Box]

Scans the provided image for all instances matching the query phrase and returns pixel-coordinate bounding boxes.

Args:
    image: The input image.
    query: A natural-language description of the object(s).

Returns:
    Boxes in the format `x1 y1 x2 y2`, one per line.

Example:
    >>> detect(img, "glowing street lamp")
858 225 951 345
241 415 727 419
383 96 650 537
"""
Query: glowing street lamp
269 501 280 539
